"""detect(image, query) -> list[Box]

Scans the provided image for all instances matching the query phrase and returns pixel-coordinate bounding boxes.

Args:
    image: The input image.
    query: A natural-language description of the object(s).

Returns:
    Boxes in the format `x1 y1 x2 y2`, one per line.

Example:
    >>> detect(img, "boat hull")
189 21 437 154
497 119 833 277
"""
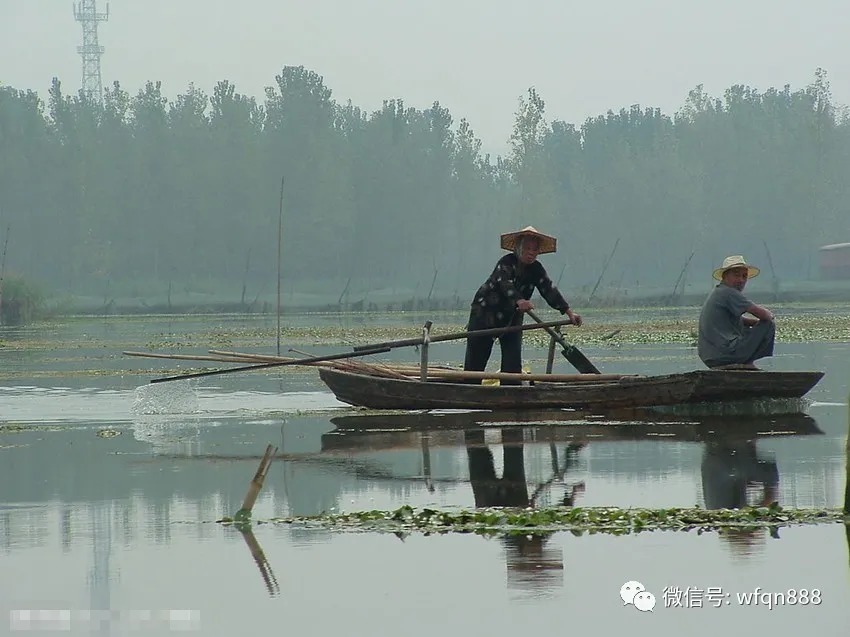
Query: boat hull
318 368 824 411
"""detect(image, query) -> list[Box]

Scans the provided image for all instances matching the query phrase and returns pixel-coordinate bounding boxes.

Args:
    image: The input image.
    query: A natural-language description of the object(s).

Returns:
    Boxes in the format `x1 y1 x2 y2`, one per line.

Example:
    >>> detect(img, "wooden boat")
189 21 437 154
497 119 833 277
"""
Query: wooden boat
318 367 825 411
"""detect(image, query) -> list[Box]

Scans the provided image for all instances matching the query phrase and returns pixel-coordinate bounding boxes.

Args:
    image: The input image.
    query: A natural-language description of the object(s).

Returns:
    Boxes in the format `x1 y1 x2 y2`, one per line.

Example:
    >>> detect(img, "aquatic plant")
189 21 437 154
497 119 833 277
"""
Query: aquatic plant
217 504 847 537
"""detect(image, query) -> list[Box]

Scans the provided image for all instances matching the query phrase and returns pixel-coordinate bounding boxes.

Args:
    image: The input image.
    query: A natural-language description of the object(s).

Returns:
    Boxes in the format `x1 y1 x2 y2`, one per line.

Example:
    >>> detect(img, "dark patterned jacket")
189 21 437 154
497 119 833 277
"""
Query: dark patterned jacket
468 253 570 329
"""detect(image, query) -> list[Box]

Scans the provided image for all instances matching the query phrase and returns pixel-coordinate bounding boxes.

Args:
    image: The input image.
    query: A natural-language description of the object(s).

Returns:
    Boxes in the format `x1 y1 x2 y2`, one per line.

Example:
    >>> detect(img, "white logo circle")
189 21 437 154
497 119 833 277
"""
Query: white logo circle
620 581 645 605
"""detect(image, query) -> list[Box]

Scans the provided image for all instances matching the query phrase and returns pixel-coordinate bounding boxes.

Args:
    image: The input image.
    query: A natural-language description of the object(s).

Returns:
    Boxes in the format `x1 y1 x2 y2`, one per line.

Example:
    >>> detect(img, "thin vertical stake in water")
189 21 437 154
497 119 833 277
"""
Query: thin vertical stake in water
277 176 284 356
0 224 10 326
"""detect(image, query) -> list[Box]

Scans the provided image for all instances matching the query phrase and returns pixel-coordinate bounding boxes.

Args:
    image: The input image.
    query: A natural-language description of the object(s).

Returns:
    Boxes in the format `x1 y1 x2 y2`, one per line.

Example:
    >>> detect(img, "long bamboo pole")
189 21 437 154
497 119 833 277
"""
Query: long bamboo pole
210 350 328 364
125 349 624 385
124 351 253 363
124 350 442 380
351 318 574 352
148 346 392 384
210 349 456 372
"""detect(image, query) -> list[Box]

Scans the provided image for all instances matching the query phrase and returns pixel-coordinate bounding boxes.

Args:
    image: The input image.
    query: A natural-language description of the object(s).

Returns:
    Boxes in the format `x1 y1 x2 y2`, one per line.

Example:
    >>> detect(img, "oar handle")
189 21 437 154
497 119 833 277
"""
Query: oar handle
526 310 572 349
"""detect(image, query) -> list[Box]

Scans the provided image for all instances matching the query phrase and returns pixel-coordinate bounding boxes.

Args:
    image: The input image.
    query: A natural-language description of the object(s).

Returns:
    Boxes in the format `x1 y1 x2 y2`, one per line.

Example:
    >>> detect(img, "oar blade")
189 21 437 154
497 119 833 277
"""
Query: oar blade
526 309 601 375
560 346 601 375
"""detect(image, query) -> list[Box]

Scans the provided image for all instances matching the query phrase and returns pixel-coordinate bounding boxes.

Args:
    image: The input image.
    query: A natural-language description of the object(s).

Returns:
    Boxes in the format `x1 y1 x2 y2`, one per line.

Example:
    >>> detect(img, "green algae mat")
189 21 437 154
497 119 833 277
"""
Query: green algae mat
218 504 848 536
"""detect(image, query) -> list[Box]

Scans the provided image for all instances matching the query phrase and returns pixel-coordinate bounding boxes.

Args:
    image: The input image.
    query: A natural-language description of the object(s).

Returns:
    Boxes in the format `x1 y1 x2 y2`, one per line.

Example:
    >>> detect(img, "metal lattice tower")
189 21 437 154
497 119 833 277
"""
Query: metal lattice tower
73 1 109 102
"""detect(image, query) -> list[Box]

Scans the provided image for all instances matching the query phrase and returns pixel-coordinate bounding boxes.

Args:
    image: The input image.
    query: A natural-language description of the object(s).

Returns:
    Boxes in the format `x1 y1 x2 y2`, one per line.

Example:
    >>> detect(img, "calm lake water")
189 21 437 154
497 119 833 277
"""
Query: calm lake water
1 313 849 635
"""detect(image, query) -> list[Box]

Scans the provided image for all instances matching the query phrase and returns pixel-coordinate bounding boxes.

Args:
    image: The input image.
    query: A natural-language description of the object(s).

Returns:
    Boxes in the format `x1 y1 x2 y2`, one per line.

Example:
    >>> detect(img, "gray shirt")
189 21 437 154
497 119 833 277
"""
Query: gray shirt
697 284 753 363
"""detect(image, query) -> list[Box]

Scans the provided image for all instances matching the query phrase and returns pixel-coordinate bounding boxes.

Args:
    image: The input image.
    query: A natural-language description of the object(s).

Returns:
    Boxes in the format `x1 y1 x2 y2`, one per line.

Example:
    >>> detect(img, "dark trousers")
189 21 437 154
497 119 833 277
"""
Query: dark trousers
463 327 523 384
705 320 776 368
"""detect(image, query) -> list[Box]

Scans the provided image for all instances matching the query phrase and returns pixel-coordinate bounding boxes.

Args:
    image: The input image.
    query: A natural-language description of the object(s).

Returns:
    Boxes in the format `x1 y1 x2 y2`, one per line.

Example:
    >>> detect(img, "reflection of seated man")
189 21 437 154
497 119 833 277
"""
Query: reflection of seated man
464 428 585 596
701 440 779 509
702 440 780 553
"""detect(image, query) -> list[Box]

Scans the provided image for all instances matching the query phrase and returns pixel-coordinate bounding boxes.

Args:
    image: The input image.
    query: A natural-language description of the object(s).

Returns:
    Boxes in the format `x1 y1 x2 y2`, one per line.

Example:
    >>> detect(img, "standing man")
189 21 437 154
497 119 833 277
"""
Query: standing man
698 255 775 370
463 226 583 383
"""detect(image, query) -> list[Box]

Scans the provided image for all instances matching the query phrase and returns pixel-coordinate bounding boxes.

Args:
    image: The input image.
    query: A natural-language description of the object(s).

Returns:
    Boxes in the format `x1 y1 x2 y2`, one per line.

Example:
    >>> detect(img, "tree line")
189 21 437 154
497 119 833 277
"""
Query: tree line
0 66 847 315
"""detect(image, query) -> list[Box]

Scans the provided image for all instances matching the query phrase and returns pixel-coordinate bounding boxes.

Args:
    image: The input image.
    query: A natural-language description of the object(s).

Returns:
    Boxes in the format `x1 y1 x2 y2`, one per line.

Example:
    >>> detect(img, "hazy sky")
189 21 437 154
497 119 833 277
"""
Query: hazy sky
2 0 848 154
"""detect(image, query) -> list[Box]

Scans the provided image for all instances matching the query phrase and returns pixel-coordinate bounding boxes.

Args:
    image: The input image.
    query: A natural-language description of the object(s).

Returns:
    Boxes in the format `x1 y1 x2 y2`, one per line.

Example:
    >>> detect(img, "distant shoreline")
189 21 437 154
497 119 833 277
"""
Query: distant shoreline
46 280 850 317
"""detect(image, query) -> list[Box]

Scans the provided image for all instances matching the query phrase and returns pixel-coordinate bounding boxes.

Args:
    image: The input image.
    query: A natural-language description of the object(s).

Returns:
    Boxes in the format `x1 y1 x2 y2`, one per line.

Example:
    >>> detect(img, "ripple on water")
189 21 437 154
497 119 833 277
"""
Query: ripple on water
131 381 201 415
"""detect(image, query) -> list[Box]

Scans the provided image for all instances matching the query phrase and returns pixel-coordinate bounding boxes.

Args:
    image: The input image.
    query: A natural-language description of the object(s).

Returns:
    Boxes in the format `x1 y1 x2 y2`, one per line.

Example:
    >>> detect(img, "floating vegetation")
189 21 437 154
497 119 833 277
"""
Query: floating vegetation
0 424 33 433
0 423 65 433
95 429 121 438
133 312 850 350
217 504 848 537
4 307 850 356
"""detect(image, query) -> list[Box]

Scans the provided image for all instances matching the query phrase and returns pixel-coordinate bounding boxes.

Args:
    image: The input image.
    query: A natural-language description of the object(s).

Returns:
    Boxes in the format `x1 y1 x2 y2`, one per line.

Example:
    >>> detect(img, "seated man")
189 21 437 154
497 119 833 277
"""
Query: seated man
698 255 775 370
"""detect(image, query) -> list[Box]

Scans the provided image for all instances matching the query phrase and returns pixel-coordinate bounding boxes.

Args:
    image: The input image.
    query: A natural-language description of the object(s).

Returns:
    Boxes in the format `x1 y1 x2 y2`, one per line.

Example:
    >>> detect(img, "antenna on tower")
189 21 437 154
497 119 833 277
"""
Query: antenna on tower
73 0 109 103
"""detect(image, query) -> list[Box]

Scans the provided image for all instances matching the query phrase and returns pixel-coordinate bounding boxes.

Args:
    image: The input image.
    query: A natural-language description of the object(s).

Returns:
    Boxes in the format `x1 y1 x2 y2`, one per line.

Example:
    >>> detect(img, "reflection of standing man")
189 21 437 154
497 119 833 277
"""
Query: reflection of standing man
465 428 529 507
464 429 585 508
464 428 585 596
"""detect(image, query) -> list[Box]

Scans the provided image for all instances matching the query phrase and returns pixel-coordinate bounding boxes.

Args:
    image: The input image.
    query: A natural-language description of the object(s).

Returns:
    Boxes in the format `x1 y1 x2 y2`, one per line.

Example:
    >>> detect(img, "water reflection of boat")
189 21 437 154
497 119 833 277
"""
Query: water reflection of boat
321 412 823 517
323 411 824 514
323 411 824 452
318 366 824 410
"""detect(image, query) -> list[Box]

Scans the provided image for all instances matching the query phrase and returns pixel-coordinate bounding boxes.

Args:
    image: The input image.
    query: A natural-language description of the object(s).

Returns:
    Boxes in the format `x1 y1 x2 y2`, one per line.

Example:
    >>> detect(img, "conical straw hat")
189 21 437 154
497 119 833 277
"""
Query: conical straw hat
500 226 557 254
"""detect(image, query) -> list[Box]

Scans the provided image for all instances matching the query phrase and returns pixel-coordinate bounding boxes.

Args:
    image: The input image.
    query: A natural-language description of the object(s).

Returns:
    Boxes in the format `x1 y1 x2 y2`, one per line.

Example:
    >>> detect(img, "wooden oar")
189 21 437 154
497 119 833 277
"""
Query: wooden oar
148 346 392 384
351 318 574 352
526 310 601 375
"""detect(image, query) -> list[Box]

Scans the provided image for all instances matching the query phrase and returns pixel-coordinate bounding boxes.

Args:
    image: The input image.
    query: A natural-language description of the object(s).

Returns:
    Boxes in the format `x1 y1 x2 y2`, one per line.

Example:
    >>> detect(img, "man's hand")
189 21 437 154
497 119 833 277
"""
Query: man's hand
516 299 534 312
746 304 774 322
566 309 583 327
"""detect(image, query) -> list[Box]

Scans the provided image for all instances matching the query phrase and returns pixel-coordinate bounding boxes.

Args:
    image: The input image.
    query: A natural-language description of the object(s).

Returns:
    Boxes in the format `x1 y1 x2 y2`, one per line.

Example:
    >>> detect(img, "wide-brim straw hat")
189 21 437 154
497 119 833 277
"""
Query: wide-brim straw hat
500 225 557 254
712 255 761 281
